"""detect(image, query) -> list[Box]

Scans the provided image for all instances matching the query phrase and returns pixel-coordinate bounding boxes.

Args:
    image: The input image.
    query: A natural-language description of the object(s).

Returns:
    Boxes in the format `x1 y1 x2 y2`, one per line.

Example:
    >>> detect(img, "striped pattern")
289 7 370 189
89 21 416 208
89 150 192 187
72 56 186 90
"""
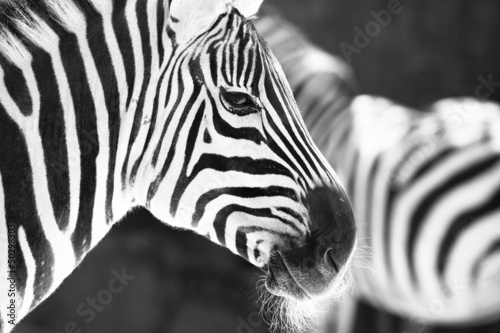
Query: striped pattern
0 1 357 332
255 8 500 329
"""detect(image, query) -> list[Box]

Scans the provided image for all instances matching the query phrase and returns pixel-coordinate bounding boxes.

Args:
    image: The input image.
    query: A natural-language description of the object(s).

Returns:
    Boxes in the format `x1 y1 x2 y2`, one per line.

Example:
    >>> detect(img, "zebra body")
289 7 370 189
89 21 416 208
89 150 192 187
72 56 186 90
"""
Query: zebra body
256 9 500 327
0 1 358 332
344 96 500 325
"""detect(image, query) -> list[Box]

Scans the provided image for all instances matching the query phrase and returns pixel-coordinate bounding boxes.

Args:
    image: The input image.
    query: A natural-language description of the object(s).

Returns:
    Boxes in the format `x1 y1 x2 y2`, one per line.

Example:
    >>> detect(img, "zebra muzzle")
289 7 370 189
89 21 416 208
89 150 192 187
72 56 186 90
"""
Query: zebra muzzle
266 185 357 300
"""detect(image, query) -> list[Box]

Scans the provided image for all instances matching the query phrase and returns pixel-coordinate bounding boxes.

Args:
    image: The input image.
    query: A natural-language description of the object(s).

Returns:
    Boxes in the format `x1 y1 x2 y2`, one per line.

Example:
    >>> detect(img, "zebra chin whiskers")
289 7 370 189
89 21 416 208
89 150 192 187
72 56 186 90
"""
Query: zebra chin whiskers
256 269 353 333
257 254 354 333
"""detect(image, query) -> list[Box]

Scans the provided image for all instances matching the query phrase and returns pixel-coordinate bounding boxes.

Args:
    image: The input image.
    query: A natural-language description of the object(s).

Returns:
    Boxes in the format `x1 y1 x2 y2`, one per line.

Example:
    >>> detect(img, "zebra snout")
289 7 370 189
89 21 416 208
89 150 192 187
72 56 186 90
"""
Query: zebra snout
265 185 357 299
304 185 357 272
276 230 355 299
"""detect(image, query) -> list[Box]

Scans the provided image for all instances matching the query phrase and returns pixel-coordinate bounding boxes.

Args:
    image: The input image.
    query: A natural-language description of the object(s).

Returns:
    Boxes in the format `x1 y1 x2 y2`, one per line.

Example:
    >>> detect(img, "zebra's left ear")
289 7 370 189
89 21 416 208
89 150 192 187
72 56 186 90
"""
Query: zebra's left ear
231 0 264 17
168 0 263 45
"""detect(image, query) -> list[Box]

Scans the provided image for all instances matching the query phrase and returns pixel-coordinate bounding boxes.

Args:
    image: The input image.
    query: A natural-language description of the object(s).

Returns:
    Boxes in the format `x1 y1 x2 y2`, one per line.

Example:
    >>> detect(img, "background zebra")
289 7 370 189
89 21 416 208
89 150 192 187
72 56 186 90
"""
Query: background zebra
0 1 358 332
255 5 500 333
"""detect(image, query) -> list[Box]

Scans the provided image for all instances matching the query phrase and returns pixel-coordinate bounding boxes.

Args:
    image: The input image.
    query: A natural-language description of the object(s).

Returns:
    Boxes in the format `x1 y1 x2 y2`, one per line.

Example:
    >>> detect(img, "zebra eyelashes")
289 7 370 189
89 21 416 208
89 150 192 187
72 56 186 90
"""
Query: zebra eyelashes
219 86 262 116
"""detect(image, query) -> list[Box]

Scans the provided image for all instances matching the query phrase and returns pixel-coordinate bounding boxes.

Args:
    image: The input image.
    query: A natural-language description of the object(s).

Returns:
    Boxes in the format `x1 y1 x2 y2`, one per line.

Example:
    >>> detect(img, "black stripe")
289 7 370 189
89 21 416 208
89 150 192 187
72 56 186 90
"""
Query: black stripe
33 47 70 231
437 186 500 281
235 24 247 86
151 52 193 168
164 150 296 212
407 155 500 286
264 55 325 179
60 31 97 259
122 0 153 188
214 204 297 246
263 109 306 184
276 206 306 227
87 10 120 223
407 146 456 184
126 6 215 187
383 142 451 278
263 65 316 181
210 94 266 145
2 61 32 116
228 41 235 85
191 186 299 228
243 46 255 88
156 0 165 65
471 239 500 284
147 63 200 202
220 37 230 84
235 228 249 259
170 101 205 216
112 0 135 109
0 103 54 307
204 17 232 86
128 53 177 182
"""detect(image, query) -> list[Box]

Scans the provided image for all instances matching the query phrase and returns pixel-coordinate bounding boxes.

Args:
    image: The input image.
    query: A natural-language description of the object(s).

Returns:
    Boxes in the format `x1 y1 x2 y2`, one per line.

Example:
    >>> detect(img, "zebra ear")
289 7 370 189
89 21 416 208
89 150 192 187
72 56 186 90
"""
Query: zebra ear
231 0 264 17
168 0 263 45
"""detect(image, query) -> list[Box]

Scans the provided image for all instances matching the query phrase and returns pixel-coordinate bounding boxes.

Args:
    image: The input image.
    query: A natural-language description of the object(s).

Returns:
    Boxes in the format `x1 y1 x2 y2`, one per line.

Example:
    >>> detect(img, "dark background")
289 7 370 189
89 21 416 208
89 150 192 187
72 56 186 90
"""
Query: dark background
268 0 500 106
15 1 500 332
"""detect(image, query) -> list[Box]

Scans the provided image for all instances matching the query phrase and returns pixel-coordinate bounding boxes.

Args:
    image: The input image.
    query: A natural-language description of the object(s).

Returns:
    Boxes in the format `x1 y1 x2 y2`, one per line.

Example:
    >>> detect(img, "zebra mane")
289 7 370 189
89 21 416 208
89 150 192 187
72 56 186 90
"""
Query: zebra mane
0 0 91 65
0 0 171 66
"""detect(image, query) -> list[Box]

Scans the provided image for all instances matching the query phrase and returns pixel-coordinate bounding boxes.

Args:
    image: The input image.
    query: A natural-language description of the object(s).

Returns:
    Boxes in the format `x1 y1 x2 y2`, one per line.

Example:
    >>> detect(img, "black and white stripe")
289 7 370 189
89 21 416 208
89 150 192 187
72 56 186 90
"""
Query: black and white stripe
0 1 357 331
255 8 500 329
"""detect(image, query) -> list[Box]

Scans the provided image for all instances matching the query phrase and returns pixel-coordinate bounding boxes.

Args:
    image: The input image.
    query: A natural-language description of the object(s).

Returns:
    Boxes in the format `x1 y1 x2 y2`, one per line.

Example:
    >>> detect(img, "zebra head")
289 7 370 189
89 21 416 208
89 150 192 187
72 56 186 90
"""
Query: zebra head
138 0 357 319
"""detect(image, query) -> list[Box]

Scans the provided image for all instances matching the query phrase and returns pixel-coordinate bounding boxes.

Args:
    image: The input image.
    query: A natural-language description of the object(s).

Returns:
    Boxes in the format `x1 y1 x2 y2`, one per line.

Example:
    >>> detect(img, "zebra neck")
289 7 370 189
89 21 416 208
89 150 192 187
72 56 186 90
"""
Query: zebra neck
0 0 171 324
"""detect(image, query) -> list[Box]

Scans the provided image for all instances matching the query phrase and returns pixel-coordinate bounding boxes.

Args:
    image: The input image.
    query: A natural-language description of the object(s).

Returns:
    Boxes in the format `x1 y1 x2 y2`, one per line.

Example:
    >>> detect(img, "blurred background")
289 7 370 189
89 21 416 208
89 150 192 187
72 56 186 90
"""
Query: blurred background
14 0 500 332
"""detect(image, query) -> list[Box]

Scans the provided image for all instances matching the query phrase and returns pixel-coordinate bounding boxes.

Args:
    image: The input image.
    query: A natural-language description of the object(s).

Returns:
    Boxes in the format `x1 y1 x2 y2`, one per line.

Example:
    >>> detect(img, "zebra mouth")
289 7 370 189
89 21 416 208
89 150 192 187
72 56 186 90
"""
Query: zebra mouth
265 252 311 301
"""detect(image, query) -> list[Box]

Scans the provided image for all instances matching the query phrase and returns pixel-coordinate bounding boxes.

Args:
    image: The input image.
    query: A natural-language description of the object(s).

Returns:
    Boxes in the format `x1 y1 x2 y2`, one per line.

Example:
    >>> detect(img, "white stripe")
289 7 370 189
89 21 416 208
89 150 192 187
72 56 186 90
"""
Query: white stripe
53 16 112 246
0 28 32 70
17 227 35 320
260 74 322 188
122 0 145 180
391 145 497 306
145 61 196 205
0 50 76 292
112 0 145 210
127 0 166 202
90 0 134 220
416 159 500 299
31 2 114 242
445 210 500 287
89 0 129 116
16 14 82 237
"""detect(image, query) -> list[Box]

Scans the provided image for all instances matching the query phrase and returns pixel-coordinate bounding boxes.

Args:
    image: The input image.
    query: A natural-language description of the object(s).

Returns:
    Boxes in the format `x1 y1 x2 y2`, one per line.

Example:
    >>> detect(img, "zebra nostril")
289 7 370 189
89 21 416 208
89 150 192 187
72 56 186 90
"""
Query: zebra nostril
324 248 339 273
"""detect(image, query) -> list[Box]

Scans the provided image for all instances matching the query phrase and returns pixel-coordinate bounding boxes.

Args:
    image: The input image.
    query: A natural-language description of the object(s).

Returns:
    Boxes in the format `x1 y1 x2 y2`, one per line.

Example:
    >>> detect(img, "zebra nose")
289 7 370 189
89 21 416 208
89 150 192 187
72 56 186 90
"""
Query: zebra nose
314 230 354 276
324 248 340 273
298 185 357 294
306 185 356 259
266 185 356 300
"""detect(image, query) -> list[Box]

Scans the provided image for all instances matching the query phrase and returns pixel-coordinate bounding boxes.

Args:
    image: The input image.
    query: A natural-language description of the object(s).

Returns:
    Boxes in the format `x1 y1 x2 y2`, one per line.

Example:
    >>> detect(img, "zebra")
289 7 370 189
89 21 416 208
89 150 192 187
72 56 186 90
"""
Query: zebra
0 1 359 332
255 8 500 332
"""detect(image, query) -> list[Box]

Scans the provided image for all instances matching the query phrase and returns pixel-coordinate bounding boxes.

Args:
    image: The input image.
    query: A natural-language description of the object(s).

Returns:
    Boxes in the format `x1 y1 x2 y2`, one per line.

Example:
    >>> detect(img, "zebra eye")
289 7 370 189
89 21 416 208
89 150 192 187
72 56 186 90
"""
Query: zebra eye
220 87 260 116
